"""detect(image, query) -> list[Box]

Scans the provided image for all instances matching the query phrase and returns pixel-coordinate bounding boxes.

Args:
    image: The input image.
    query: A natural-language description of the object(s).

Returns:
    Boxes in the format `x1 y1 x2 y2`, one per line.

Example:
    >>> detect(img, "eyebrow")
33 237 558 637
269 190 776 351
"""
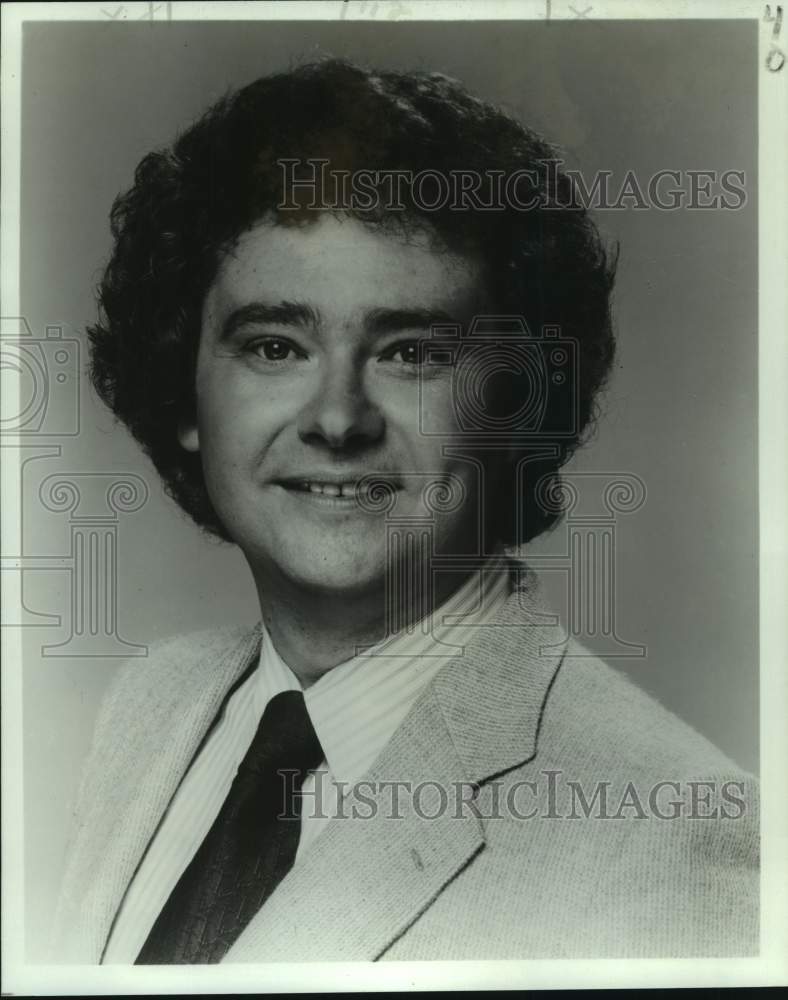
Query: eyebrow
219 301 319 341
365 307 458 334
218 301 459 342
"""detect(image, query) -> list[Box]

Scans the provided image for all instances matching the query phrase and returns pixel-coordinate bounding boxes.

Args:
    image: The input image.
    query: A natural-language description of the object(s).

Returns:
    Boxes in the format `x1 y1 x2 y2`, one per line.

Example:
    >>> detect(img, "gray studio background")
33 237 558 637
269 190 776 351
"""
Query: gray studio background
19 19 757 960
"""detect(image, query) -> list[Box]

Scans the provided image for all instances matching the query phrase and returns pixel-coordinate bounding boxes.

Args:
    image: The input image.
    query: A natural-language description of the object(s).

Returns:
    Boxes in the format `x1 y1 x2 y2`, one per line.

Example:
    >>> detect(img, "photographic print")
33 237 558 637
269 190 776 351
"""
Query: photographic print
2 1 785 993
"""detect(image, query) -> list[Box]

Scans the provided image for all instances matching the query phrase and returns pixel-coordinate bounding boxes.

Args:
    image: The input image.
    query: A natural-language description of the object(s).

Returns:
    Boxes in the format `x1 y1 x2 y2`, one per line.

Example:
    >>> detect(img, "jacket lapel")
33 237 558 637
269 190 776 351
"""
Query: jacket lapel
224 566 567 962
63 627 263 963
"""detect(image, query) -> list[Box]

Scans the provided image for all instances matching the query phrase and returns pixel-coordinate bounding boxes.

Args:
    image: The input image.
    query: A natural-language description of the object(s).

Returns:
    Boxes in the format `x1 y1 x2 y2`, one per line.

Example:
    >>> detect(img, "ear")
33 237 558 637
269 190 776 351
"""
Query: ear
177 419 200 453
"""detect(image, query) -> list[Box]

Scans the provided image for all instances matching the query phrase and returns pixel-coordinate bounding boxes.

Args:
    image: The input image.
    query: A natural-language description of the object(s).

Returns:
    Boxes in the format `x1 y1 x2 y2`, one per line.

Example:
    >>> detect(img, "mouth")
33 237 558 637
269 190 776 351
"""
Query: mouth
274 475 403 509
281 480 370 499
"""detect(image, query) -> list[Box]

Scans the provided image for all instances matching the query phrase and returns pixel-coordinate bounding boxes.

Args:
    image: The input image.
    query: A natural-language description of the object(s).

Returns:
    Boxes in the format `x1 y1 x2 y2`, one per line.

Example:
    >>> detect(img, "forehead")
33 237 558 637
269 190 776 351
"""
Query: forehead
204 214 484 326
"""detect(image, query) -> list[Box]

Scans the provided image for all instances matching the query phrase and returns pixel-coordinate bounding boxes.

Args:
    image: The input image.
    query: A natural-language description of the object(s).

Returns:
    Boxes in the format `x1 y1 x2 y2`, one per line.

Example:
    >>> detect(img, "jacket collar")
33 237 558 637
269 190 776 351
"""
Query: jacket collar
432 561 567 784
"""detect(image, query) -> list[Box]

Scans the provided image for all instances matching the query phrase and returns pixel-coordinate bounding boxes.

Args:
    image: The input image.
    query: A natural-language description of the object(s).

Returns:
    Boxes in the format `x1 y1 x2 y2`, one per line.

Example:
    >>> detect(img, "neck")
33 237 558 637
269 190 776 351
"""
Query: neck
252 564 477 688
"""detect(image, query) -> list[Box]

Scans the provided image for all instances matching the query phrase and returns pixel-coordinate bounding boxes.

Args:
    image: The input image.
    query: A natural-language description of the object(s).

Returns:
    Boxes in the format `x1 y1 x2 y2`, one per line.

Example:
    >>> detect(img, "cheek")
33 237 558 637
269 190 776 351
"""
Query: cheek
194 375 295 455
380 377 459 447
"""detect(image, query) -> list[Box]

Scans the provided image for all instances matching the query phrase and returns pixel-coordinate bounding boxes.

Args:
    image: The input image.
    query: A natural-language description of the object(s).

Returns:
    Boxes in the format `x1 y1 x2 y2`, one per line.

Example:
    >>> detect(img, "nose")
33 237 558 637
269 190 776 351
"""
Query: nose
296 354 384 451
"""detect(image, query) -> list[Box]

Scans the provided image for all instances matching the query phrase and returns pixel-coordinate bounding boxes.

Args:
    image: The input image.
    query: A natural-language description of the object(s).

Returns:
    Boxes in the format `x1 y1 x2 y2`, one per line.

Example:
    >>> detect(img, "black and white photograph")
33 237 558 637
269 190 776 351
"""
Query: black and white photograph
1 0 786 993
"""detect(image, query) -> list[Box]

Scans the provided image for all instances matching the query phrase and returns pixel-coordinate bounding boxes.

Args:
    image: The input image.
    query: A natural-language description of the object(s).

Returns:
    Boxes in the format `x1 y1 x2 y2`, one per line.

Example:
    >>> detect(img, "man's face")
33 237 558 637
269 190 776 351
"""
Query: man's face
181 214 492 596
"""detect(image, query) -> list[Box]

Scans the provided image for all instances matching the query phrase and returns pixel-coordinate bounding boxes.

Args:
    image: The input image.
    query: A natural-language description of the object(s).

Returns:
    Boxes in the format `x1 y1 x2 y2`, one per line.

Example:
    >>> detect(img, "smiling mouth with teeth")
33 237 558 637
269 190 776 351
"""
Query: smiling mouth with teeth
278 478 400 502
292 481 365 498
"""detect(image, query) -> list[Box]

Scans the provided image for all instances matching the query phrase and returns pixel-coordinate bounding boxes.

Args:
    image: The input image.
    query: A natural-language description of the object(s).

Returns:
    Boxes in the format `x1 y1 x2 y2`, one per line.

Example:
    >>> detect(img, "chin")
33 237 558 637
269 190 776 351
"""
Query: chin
257 536 389 595
289 560 387 596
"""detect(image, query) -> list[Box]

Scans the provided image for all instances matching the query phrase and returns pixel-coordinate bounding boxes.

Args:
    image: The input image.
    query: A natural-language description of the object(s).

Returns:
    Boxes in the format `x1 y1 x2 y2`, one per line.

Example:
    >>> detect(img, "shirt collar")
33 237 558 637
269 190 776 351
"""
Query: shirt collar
255 552 511 787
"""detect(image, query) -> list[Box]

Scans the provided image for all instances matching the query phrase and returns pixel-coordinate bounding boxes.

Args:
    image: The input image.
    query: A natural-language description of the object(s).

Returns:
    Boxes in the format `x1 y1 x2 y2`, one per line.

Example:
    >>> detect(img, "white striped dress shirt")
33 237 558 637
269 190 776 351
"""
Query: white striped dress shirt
103 556 510 963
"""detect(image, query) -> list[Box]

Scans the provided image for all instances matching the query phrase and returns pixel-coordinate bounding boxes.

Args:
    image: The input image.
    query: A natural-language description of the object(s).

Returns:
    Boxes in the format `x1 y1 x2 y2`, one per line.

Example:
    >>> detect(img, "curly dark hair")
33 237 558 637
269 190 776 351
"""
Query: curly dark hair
89 58 617 545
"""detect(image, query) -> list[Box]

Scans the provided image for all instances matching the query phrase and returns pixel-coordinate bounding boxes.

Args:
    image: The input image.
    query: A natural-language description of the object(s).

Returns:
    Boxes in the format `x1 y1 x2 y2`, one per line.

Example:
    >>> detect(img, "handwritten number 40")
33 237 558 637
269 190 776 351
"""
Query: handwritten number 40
764 5 785 71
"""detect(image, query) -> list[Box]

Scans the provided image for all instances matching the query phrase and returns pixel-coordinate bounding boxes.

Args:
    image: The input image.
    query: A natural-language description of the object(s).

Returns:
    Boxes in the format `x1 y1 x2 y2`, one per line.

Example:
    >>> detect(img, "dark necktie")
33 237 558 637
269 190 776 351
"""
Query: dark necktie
135 689 323 964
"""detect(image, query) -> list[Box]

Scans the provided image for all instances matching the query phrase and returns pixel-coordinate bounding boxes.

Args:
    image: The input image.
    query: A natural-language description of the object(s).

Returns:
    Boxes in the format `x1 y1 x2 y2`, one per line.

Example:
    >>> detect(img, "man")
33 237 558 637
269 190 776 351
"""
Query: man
52 59 758 963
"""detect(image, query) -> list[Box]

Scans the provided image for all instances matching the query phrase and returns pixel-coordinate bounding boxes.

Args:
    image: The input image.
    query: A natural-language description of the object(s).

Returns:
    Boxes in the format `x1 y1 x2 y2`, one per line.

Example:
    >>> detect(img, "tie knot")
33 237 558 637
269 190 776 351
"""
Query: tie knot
242 689 323 777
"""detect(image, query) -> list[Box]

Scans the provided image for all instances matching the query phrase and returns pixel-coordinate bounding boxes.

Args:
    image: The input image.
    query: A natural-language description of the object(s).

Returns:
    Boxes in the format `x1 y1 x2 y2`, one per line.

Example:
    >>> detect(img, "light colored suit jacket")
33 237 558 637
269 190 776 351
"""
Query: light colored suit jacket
51 570 758 962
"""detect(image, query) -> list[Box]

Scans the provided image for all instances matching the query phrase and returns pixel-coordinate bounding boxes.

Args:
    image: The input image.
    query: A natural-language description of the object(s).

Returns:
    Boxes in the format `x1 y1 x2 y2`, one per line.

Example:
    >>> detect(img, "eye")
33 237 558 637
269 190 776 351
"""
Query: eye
381 340 422 366
250 337 302 362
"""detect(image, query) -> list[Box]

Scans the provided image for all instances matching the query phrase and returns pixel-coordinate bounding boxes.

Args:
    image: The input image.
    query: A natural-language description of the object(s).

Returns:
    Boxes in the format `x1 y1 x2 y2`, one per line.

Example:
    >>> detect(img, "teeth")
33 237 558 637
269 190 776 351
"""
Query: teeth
296 482 366 497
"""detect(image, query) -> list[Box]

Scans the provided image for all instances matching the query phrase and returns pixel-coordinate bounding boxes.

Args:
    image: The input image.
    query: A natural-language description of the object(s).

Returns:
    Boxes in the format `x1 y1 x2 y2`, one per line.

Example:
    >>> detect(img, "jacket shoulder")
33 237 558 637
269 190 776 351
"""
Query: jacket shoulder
93 624 259 727
71 623 261 832
486 640 759 956
51 623 260 961
541 638 753 781
117 624 257 679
